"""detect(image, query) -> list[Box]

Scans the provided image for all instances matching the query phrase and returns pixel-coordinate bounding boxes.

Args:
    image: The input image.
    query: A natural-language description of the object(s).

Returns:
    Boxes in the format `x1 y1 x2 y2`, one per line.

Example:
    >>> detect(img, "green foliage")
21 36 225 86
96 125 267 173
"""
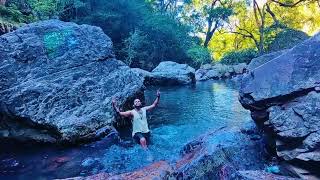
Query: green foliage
66 0 202 70
187 45 212 67
0 4 33 23
266 28 309 52
220 48 258 65
122 29 149 66
27 0 85 20
27 0 57 19
4 0 319 68
205 5 233 22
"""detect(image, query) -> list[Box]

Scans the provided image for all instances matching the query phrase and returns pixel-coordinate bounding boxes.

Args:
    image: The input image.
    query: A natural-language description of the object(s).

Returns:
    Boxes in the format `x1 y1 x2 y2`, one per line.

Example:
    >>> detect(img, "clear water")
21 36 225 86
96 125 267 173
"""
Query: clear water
0 80 251 180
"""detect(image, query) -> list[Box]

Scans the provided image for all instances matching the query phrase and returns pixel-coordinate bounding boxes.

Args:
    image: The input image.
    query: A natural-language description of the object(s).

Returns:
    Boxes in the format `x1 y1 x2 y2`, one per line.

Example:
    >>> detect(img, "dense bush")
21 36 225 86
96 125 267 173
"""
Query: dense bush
186 45 212 67
0 4 33 23
220 48 258 65
64 0 206 70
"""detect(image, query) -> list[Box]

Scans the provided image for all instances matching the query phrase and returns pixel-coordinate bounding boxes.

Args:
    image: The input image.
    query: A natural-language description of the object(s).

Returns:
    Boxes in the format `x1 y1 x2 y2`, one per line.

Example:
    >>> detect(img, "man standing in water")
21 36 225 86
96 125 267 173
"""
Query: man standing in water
112 90 160 149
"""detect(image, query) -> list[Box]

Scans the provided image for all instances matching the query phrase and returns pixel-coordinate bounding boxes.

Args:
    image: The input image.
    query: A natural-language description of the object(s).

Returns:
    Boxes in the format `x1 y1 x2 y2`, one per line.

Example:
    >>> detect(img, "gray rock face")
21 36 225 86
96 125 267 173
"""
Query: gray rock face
195 63 247 81
268 92 320 161
0 20 144 143
176 125 267 179
239 33 320 167
147 61 196 85
131 68 153 86
247 50 288 71
240 33 320 106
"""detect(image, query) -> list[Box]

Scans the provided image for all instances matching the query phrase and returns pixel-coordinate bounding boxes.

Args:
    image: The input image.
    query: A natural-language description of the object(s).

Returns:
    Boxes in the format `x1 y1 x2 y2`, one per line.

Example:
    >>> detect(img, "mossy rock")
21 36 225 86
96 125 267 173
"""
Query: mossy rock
267 29 309 52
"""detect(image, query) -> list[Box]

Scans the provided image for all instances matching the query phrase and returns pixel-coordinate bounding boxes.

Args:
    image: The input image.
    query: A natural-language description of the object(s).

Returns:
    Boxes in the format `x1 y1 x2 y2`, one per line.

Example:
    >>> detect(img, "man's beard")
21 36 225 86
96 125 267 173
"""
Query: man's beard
135 105 142 109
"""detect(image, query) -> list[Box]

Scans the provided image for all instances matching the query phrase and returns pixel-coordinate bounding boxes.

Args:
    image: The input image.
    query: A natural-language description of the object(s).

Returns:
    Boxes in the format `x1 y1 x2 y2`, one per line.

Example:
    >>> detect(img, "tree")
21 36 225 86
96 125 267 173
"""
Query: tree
204 0 234 47
182 0 234 47
228 0 304 54
208 0 320 61
153 0 179 14
229 0 281 54
270 0 319 7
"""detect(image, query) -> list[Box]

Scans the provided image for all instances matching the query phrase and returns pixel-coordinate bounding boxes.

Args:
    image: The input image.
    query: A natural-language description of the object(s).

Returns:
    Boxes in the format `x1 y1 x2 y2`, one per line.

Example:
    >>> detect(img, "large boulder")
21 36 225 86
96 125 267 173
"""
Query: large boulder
247 50 288 71
174 126 267 179
239 33 320 175
233 63 247 74
0 20 144 143
147 61 196 86
130 68 153 86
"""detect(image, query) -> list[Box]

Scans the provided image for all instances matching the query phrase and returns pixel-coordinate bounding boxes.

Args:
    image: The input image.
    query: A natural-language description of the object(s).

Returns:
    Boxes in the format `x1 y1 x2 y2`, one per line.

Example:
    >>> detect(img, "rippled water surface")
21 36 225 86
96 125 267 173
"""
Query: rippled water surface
0 81 251 180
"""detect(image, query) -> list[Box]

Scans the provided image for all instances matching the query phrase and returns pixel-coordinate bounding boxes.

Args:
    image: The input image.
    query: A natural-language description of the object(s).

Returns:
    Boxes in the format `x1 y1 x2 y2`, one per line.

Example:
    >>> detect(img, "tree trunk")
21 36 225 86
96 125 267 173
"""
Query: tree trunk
258 27 264 54
204 31 214 47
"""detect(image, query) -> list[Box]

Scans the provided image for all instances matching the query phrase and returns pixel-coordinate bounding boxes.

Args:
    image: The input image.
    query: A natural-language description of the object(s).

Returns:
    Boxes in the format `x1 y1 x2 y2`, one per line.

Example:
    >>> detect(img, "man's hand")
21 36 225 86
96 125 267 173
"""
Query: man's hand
156 89 160 97
112 98 117 107
145 90 160 112
112 97 132 118
112 98 119 113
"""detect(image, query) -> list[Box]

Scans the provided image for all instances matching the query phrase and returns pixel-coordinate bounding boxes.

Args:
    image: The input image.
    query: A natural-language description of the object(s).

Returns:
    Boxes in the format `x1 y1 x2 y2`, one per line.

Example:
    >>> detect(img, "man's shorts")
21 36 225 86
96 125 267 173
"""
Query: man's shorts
133 132 151 145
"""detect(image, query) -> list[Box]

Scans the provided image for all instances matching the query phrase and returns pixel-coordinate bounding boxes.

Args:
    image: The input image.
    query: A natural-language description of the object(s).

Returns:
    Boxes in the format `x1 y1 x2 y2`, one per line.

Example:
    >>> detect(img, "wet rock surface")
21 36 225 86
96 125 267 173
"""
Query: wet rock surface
61 161 173 180
239 33 320 178
0 20 144 144
63 123 299 180
174 126 267 179
236 170 299 180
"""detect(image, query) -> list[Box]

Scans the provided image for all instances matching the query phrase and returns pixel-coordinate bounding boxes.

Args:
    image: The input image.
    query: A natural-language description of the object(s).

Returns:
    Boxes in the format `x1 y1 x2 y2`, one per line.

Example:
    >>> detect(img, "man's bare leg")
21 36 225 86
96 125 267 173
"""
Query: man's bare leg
139 137 148 149
140 137 153 161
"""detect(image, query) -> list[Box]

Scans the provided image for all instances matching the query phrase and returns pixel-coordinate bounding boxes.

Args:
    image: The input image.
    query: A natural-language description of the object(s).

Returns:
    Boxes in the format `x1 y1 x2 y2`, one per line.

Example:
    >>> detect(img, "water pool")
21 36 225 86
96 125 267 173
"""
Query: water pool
0 80 251 180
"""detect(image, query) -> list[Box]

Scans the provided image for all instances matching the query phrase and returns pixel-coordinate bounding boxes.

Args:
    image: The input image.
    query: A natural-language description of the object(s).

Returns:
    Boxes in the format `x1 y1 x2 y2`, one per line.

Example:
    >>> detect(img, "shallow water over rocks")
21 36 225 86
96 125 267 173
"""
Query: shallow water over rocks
0 80 251 180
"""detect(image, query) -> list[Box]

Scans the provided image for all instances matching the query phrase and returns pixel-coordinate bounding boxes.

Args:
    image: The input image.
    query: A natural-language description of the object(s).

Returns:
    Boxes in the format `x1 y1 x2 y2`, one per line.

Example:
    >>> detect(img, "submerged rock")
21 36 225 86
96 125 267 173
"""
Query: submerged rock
175 126 267 179
0 157 21 174
62 161 173 180
0 20 144 144
61 123 300 180
239 32 320 177
146 61 196 86
236 170 299 180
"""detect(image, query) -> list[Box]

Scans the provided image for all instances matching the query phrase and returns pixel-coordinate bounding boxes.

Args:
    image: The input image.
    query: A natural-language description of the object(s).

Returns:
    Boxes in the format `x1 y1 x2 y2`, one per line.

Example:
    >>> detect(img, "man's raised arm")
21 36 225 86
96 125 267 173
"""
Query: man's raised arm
145 90 160 112
112 99 132 118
